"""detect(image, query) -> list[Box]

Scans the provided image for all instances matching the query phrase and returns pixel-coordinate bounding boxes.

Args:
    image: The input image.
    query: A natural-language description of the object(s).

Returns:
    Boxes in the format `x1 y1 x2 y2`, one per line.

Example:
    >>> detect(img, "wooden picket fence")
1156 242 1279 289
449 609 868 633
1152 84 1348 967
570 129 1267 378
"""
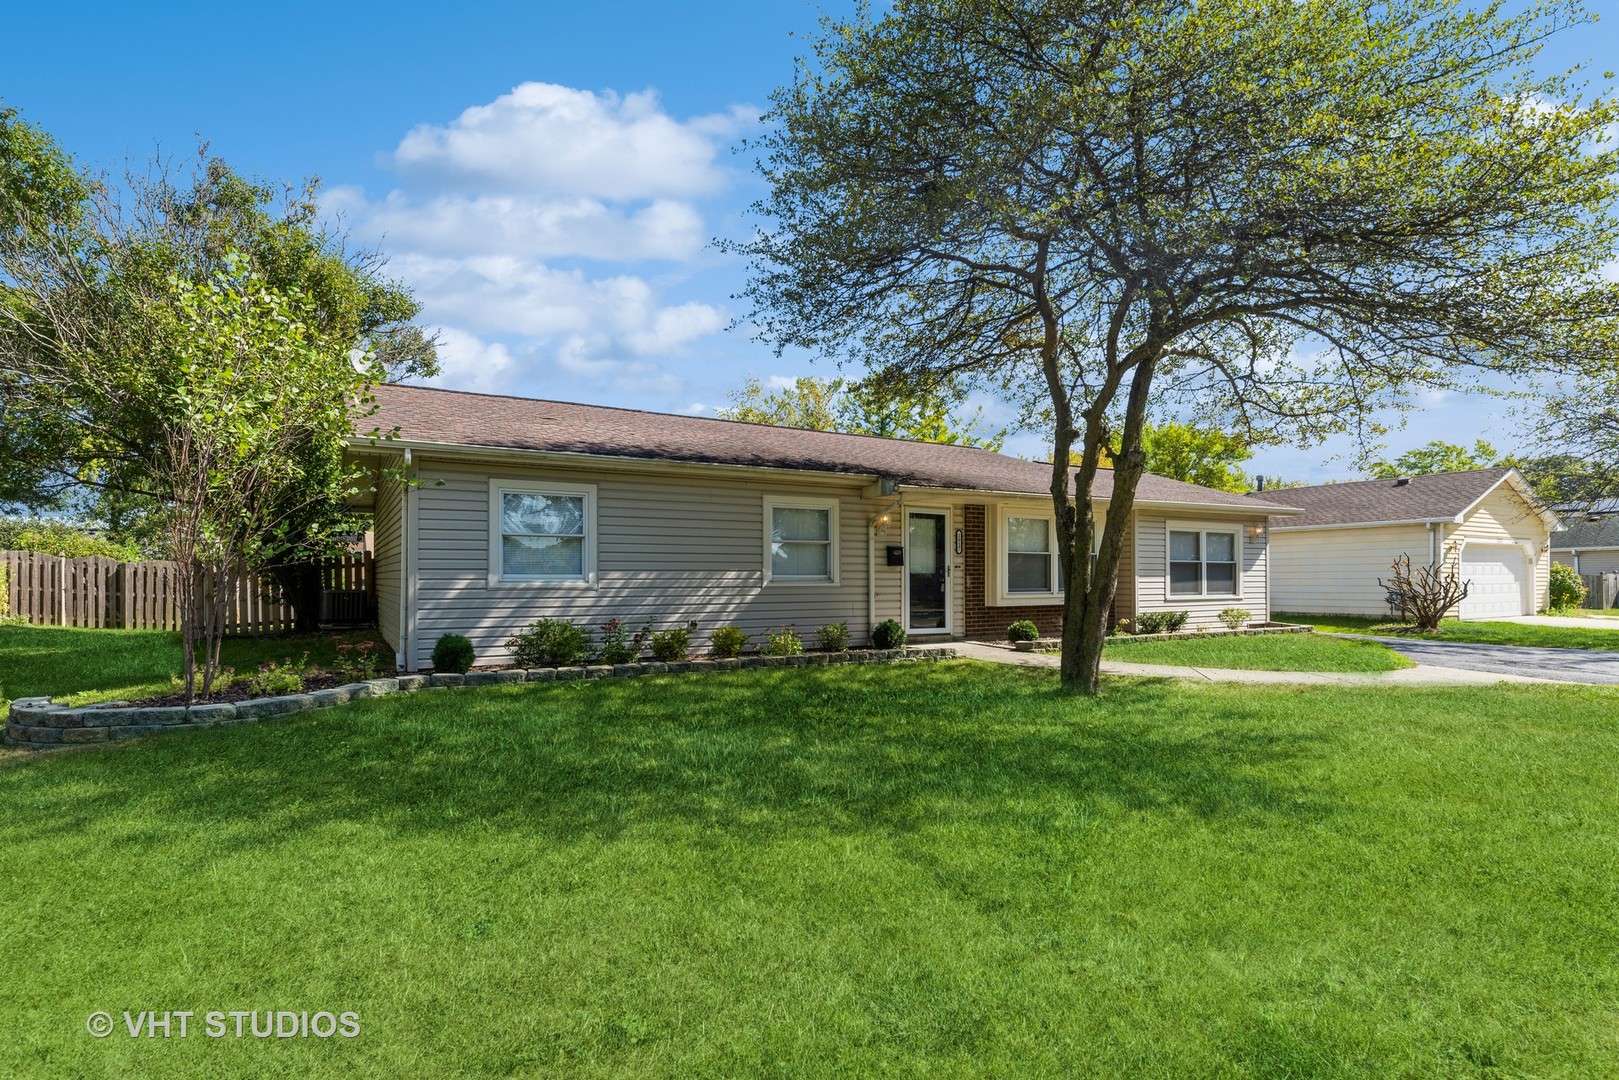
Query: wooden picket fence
1582 572 1619 611
1 551 372 634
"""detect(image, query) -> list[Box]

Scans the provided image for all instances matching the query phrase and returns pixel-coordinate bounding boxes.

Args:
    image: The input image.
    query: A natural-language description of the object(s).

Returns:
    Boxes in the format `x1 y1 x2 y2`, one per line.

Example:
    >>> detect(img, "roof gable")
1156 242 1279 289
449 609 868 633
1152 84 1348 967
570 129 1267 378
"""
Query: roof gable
361 383 1294 512
1253 467 1553 530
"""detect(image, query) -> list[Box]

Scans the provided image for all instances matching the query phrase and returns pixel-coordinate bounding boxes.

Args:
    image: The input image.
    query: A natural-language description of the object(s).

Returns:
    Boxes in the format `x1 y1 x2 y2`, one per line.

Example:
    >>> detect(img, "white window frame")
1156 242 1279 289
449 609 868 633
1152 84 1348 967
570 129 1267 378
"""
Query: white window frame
1164 522 1241 600
1002 510 1061 601
763 496 840 585
487 479 599 588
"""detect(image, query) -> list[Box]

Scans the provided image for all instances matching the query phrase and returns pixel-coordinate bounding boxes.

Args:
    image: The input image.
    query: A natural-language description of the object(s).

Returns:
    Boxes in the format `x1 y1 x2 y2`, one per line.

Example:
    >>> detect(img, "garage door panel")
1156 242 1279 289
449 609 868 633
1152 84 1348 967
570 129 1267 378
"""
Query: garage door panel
1458 544 1528 620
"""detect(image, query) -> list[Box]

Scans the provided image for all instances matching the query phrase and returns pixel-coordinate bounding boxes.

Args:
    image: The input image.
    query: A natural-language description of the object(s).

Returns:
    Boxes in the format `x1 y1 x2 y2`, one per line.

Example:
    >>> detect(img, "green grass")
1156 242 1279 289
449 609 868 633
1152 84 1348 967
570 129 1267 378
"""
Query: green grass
1281 612 1619 651
0 624 386 706
4 662 1619 1077
1102 631 1413 672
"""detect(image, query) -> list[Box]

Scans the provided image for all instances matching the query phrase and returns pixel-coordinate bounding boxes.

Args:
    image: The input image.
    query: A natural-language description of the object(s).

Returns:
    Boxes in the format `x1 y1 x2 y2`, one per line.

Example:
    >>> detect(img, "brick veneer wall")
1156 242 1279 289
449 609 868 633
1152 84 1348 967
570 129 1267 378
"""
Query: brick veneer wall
962 504 1065 640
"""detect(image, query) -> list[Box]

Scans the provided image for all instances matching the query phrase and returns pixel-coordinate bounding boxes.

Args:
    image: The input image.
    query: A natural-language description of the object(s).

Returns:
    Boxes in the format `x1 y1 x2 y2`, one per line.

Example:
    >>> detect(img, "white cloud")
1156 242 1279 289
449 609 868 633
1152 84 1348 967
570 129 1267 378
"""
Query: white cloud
345 190 705 262
392 82 756 199
426 327 518 393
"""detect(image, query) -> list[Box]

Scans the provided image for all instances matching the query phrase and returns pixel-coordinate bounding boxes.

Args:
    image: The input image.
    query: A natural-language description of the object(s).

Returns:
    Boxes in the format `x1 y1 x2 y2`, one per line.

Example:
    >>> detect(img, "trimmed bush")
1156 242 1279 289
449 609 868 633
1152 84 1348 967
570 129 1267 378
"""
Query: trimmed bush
595 619 649 665
1136 611 1191 634
817 621 851 652
1006 619 1040 643
432 633 476 674
649 626 692 662
871 618 907 649
1218 607 1251 631
710 624 749 658
1549 562 1587 611
507 620 592 666
764 626 804 656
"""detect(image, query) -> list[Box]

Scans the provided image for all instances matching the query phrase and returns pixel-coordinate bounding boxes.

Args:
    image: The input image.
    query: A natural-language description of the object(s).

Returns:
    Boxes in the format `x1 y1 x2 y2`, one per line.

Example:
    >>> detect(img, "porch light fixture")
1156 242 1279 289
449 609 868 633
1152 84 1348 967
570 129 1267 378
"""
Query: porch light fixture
1246 523 1266 541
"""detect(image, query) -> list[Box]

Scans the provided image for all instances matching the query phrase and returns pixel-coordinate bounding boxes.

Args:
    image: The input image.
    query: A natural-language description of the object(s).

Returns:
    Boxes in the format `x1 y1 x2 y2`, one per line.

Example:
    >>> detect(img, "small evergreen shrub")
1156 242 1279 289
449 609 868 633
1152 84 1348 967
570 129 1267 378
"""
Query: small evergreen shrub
871 618 907 649
1136 611 1190 634
710 624 749 658
817 621 851 652
1217 607 1252 631
649 626 692 662
764 625 804 656
1006 619 1040 643
1549 562 1587 611
432 633 476 673
507 620 591 666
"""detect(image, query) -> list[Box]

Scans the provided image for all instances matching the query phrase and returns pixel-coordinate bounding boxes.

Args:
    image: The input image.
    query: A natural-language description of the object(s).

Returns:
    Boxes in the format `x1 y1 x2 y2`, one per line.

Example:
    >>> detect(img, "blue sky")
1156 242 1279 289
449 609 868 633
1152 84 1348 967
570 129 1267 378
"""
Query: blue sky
6 0 1615 482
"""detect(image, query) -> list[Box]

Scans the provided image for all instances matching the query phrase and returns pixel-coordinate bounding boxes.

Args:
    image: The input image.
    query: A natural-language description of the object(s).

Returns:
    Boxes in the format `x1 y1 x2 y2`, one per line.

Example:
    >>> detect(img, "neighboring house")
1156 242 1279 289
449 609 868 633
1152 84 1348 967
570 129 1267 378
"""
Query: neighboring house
1249 467 1558 620
1551 512 1619 575
351 385 1303 671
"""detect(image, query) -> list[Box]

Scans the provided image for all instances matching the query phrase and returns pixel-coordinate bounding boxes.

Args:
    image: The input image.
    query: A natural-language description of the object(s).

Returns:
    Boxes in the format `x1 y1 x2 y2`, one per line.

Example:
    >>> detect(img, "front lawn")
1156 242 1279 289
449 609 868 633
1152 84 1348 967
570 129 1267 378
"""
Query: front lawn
4 663 1618 1077
1102 631 1412 672
1281 613 1619 651
0 624 386 707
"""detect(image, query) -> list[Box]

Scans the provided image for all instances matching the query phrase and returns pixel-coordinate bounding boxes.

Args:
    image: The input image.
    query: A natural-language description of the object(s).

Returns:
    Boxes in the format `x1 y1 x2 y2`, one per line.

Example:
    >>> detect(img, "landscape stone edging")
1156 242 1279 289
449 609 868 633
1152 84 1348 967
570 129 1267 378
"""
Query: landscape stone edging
3 647 958 752
1097 623 1314 645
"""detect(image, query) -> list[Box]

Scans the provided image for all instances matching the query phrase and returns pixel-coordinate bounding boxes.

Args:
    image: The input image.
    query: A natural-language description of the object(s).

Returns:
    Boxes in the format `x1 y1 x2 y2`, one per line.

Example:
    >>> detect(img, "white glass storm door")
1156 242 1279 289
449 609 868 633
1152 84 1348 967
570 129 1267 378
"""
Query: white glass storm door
905 510 949 633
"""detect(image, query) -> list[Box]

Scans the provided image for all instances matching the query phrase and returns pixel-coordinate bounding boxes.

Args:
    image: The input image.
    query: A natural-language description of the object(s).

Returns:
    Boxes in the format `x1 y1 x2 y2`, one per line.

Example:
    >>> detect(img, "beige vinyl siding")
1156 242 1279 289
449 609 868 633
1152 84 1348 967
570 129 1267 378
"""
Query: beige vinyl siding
1268 523 1429 617
408 459 874 670
1555 549 1619 575
373 472 403 654
1134 512 1272 626
1448 484 1551 611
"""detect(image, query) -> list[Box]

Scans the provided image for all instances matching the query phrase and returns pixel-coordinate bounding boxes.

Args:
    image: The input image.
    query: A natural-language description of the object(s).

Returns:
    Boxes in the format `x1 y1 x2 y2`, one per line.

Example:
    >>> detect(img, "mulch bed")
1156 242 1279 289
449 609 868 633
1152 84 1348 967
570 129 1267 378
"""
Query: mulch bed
130 672 358 708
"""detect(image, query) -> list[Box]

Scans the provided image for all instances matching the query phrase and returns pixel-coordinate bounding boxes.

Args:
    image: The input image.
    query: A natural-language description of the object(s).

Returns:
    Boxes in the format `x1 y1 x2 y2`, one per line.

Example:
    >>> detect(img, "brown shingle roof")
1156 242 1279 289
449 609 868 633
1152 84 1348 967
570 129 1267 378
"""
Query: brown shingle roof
1551 515 1619 550
364 384 1291 511
1251 467 1516 529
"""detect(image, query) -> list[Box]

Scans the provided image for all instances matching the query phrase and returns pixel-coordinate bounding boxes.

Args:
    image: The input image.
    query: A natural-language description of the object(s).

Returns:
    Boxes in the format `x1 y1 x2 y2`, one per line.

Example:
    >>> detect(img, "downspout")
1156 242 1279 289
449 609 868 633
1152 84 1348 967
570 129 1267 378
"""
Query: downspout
396 448 411 671
1427 522 1436 566
867 521 877 645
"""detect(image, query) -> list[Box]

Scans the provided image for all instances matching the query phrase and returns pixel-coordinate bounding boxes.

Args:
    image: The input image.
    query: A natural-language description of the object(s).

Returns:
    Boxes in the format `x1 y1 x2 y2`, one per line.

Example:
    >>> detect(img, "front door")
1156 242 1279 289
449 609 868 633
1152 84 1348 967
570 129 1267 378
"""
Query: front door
906 510 949 633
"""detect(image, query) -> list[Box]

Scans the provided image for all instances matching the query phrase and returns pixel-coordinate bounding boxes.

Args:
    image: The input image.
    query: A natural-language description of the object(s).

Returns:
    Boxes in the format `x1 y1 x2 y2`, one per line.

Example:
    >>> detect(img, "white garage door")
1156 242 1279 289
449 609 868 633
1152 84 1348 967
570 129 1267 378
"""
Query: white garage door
1459 544 1529 620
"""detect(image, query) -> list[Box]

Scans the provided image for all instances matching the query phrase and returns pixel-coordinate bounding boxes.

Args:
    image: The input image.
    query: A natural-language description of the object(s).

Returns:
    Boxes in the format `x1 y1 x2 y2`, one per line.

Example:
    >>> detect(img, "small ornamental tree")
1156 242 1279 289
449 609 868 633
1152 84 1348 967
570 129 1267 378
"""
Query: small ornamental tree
1380 554 1470 631
736 0 1619 692
153 257 380 698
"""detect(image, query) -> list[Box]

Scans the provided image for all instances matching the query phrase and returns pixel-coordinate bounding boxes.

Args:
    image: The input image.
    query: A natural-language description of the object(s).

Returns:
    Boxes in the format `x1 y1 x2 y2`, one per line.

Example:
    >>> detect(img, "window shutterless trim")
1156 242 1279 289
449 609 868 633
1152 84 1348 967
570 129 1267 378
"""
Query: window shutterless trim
487 479 599 588
763 496 841 585
1163 522 1241 600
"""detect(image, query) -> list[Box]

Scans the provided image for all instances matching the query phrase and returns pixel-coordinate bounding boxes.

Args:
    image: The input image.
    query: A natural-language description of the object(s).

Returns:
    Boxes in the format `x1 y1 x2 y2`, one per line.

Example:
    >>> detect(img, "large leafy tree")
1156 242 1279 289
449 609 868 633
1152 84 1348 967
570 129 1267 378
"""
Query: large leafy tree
735 0 1619 692
0 107 438 629
1128 422 1253 493
1368 439 1501 478
719 373 1007 449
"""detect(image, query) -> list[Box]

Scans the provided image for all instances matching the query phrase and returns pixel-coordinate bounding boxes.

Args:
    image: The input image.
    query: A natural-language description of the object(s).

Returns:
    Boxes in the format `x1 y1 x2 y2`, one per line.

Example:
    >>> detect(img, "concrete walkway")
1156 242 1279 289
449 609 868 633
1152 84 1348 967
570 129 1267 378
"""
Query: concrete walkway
952 641 1561 687
1501 613 1619 630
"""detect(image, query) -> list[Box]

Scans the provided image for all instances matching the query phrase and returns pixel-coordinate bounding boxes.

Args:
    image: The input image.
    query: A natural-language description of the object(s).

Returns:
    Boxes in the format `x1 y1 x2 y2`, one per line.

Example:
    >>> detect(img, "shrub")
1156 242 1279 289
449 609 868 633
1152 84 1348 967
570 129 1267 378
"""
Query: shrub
710 624 749 658
242 653 307 697
0 563 8 616
333 640 386 680
1379 553 1468 631
1218 607 1251 631
817 621 851 652
871 618 907 649
1006 619 1040 643
1549 562 1587 611
649 626 692 662
507 619 592 666
595 619 650 664
432 633 476 674
764 625 804 656
0 518 140 561
1135 611 1190 634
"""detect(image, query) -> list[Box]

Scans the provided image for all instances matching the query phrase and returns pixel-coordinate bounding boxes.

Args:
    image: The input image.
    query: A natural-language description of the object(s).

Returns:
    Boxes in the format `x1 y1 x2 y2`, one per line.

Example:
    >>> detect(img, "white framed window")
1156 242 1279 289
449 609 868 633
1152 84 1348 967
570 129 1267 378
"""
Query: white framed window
764 497 839 584
1167 525 1240 597
487 480 598 586
1007 515 1058 594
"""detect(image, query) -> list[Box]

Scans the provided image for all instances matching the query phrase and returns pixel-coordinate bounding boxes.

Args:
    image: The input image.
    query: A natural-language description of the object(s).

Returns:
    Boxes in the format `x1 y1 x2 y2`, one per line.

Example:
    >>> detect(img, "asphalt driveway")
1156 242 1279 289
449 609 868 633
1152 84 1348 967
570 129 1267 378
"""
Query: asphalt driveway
1345 635 1619 686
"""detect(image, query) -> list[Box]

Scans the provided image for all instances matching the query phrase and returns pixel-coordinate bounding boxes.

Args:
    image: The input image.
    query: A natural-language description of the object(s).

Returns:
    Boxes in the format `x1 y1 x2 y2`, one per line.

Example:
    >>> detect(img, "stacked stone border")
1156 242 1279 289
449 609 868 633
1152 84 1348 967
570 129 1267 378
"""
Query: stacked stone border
3 646 960 752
